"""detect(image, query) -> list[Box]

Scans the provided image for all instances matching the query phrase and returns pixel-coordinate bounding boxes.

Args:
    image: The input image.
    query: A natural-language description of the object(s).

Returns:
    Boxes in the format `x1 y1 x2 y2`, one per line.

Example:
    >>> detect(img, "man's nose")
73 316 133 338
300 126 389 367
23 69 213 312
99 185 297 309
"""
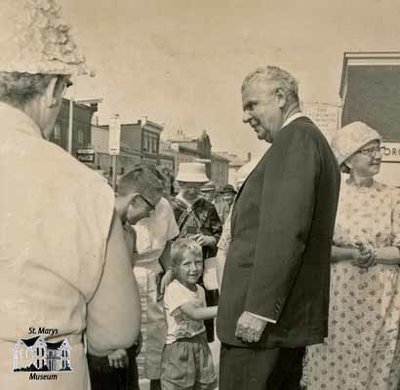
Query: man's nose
242 110 251 123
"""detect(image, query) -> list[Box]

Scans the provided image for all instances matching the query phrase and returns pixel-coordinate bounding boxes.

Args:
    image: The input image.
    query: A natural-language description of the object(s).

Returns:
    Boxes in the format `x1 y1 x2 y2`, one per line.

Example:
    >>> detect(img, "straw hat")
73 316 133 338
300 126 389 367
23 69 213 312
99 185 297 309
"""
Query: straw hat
176 163 209 183
331 122 382 166
0 0 91 76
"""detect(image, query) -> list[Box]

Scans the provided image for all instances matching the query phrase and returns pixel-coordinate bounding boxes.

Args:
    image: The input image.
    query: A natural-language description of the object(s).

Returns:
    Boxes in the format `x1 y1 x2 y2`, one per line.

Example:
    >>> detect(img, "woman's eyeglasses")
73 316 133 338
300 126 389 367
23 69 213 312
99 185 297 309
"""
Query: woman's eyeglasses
356 146 381 157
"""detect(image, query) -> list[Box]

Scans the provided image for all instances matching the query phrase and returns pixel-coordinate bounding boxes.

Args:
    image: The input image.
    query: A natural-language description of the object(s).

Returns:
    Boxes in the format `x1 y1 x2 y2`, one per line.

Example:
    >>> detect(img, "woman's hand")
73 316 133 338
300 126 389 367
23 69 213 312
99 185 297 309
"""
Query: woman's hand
352 242 377 269
192 234 216 247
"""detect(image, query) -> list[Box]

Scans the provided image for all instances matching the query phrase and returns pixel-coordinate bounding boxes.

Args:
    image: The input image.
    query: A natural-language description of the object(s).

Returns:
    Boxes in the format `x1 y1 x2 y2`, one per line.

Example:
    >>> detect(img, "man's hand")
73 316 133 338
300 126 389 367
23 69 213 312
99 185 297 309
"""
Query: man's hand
235 311 267 343
107 349 129 369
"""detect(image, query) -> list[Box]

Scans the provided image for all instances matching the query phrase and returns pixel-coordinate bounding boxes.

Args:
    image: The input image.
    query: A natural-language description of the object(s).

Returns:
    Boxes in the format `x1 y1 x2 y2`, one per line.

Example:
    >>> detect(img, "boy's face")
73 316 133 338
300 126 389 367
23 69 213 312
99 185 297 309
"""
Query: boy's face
174 250 203 289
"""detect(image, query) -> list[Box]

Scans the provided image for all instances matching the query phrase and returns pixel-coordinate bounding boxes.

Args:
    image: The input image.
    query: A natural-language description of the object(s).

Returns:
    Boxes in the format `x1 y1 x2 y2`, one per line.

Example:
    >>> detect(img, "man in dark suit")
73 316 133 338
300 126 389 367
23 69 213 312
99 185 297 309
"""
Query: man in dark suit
217 66 341 390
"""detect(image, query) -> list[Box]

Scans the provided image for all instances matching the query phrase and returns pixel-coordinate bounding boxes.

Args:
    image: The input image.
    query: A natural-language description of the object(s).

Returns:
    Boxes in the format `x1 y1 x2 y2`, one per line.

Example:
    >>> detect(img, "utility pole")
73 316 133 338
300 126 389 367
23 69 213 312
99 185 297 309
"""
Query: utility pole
109 114 121 192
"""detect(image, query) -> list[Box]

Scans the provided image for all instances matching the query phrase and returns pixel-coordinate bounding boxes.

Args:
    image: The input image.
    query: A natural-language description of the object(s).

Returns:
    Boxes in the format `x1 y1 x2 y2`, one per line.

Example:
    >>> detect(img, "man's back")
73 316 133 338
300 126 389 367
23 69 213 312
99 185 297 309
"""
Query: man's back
0 104 138 389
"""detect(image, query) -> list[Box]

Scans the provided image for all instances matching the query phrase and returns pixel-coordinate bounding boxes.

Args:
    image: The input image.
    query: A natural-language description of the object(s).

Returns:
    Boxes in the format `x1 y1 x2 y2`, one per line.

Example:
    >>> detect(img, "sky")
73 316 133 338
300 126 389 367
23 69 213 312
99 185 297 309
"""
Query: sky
60 0 400 156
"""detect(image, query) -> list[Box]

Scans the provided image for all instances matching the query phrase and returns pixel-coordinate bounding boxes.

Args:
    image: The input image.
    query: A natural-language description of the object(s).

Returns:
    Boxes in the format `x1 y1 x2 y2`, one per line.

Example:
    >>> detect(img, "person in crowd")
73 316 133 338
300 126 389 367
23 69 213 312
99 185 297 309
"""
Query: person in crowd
88 166 165 390
161 238 218 390
214 185 236 225
170 163 222 343
302 122 400 389
0 1 140 389
215 155 263 288
217 65 340 390
220 184 236 207
200 181 217 203
130 168 180 390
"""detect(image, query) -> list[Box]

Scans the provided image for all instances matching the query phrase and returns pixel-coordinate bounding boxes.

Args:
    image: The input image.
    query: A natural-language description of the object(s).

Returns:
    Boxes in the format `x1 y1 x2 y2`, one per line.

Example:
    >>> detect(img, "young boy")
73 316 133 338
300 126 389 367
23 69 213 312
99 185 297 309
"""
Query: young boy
161 238 218 390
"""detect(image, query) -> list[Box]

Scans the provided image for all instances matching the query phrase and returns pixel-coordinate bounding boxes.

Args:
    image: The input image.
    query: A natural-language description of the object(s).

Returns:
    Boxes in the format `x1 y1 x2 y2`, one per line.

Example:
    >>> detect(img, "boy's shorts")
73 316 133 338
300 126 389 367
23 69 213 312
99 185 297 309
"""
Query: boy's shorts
161 333 217 390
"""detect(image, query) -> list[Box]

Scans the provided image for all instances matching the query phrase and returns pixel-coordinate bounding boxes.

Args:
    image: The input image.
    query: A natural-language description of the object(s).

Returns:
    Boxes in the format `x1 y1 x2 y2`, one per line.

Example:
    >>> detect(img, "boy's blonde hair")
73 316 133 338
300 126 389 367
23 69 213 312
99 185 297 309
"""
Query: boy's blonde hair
171 238 202 267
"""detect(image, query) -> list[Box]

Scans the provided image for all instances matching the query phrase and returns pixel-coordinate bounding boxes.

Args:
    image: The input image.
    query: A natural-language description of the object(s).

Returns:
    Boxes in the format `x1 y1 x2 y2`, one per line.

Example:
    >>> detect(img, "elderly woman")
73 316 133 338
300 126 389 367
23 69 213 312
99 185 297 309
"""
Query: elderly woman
0 1 140 389
170 163 222 342
302 122 400 389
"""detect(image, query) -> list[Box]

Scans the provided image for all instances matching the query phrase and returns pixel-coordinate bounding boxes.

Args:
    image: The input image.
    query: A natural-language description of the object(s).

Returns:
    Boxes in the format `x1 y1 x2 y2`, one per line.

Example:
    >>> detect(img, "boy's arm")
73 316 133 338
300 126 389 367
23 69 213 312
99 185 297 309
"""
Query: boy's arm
179 302 217 320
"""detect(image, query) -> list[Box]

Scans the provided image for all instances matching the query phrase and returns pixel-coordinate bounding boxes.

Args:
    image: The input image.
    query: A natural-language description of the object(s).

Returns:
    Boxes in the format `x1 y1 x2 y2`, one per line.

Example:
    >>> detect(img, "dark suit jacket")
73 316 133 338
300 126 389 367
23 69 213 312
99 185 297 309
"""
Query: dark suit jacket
217 117 340 348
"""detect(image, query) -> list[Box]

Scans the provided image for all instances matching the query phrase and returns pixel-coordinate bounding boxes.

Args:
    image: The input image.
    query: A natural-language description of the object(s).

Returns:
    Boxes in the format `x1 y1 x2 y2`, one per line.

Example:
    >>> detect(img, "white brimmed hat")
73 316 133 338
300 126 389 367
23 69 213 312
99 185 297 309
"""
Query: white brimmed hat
0 0 92 76
331 122 382 166
176 163 209 183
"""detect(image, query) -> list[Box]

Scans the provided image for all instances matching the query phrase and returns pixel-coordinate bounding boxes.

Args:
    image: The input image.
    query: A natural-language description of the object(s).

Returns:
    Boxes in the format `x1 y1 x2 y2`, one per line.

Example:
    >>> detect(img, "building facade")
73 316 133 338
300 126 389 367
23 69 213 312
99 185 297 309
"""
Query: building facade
49 98 98 156
92 118 176 184
13 336 71 372
163 130 229 188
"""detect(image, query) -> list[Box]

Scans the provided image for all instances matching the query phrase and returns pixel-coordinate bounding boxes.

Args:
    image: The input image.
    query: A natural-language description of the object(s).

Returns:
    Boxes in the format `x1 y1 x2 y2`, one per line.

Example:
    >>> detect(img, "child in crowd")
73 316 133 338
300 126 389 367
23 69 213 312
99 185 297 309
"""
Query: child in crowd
161 238 218 390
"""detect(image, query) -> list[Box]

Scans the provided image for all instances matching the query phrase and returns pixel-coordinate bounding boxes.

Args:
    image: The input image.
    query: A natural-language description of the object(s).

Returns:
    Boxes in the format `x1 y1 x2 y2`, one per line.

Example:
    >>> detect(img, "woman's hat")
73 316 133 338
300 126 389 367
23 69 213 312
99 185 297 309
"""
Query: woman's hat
331 122 382 166
0 0 91 76
176 163 209 183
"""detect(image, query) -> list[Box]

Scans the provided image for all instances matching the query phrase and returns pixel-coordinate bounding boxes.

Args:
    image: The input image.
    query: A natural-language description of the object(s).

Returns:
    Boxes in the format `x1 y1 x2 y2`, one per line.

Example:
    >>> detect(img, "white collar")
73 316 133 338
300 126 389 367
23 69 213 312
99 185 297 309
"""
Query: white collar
282 112 304 129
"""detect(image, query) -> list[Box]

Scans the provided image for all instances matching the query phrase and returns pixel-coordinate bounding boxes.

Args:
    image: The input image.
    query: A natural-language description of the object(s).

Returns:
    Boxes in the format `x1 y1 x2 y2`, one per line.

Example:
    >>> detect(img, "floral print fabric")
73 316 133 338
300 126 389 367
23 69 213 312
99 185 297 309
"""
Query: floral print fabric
303 180 400 390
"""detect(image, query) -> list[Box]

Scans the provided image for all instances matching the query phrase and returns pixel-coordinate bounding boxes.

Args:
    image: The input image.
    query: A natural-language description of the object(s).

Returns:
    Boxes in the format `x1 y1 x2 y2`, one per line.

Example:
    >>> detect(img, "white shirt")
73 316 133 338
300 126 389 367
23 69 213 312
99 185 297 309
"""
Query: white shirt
0 103 122 389
163 280 206 344
133 197 179 267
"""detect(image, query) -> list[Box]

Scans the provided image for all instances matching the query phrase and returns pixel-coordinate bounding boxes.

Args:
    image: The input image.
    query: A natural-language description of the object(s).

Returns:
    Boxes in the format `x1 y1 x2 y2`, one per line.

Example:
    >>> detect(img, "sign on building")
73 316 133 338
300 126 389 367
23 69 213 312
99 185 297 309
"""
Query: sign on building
109 114 121 155
381 142 400 163
302 102 339 141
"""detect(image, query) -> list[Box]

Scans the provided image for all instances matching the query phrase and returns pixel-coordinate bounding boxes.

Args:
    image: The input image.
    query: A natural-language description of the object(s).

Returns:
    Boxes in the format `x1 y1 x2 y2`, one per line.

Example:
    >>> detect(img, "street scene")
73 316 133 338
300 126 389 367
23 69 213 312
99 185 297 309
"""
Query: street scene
1 0 400 389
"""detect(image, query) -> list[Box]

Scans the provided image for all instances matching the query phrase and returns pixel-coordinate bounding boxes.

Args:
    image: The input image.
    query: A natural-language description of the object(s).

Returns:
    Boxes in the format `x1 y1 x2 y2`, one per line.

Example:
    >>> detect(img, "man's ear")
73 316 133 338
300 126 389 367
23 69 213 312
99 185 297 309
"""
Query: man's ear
274 87 287 109
42 77 61 108
344 158 353 170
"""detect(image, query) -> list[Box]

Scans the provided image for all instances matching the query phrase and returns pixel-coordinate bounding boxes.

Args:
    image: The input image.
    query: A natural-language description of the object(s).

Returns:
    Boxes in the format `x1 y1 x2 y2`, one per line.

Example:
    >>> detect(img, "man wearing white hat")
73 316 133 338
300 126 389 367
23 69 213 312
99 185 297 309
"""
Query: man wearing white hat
170 163 222 343
0 1 140 389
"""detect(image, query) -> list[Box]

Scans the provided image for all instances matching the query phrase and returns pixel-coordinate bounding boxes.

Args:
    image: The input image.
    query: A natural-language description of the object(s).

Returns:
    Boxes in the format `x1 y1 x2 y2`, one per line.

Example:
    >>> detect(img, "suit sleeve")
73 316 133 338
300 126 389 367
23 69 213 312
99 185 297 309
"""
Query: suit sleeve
244 128 320 321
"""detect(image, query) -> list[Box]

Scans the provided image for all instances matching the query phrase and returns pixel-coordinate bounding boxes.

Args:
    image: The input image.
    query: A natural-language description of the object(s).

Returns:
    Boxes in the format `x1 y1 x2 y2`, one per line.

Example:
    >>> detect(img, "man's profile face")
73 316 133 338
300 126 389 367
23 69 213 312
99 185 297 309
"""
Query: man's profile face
126 194 157 224
241 80 284 143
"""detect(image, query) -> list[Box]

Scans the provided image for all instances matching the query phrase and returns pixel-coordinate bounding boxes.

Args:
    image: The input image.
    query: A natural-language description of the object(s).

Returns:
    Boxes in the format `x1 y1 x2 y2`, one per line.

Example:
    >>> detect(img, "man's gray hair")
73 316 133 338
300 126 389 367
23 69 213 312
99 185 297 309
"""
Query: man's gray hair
242 66 299 103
